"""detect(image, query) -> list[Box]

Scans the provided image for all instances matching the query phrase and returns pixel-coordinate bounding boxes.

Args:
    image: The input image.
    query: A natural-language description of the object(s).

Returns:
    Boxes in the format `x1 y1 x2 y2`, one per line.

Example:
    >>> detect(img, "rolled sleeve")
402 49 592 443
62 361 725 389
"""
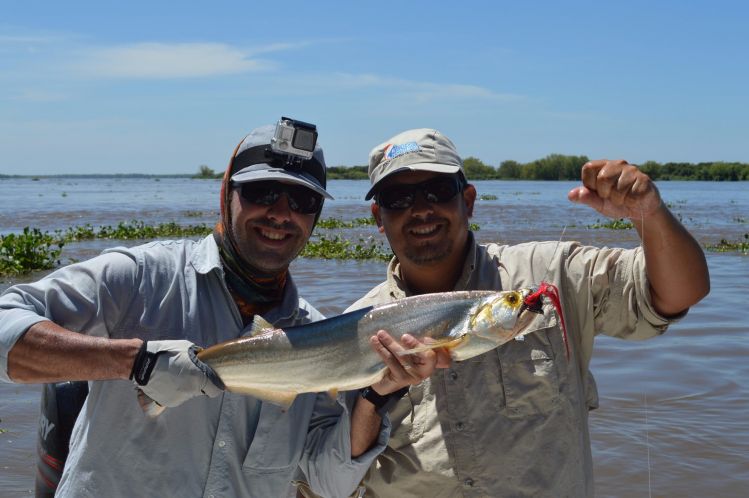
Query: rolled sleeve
570 244 681 341
0 251 138 382
300 390 391 498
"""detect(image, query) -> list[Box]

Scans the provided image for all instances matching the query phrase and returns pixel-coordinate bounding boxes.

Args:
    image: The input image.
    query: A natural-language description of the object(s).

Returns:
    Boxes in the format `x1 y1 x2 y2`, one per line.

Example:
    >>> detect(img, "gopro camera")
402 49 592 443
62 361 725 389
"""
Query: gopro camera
271 117 318 160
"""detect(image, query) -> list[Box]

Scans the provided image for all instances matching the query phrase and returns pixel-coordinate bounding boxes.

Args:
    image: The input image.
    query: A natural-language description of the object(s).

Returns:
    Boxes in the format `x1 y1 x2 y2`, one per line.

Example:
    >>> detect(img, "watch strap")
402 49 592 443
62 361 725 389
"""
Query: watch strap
360 385 409 416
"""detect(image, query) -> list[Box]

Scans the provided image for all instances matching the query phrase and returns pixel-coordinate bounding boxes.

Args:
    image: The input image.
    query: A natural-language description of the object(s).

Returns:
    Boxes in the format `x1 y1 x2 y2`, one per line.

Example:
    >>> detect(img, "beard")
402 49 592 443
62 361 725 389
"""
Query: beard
398 216 455 266
403 241 453 265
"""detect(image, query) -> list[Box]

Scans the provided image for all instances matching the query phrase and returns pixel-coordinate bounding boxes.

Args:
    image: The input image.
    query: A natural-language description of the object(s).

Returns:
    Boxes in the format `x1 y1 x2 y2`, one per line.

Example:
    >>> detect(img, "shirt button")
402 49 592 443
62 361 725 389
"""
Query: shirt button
449 371 458 380
455 422 465 431
464 478 474 487
218 440 226 448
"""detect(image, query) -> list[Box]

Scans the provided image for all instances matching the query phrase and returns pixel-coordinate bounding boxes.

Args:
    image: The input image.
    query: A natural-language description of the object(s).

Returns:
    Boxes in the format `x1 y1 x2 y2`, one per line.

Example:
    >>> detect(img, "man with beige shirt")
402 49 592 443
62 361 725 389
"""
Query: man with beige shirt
345 128 710 497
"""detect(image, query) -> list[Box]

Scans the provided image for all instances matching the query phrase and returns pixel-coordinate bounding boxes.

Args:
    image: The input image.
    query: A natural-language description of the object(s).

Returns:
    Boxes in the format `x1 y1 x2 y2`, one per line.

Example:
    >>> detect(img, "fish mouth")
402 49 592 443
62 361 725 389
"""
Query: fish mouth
519 297 544 315
515 286 543 316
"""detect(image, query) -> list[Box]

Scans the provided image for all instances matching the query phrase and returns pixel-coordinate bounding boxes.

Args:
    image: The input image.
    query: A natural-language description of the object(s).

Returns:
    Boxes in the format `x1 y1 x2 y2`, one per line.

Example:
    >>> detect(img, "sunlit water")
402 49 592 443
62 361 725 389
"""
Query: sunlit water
1 178 747 496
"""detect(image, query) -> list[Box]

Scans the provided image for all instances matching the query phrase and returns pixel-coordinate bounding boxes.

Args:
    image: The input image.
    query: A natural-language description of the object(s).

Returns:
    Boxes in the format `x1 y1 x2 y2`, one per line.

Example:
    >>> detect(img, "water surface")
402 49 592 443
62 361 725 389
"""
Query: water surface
1 178 747 496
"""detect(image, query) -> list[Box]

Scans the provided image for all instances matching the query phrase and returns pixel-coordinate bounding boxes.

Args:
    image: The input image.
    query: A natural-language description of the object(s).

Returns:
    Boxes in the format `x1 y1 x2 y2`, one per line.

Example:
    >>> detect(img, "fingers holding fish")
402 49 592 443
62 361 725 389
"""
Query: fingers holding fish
401 334 452 369
369 330 440 395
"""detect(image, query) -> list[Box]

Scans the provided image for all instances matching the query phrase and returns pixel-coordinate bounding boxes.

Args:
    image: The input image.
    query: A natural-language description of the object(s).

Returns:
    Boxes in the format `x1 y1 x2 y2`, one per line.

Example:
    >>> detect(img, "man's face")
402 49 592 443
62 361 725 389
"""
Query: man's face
229 181 317 274
372 170 476 268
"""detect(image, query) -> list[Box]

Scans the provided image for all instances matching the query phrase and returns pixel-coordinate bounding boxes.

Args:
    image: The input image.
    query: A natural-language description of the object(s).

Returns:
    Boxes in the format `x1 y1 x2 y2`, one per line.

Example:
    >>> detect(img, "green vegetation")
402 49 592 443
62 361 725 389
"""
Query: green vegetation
193 165 220 179
498 155 593 180
496 156 749 181
6 156 749 182
301 235 392 260
317 217 376 229
413 154 749 181
59 221 213 241
184 210 217 218
0 228 64 276
327 165 369 180
705 234 749 254
639 161 749 181
3 215 745 277
478 194 498 200
464 157 501 179
588 219 635 230
0 218 392 276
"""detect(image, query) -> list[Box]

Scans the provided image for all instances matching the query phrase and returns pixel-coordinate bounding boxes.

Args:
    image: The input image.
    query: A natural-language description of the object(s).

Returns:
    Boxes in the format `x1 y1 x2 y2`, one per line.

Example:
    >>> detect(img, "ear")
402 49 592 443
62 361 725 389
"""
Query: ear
371 203 385 233
463 184 477 218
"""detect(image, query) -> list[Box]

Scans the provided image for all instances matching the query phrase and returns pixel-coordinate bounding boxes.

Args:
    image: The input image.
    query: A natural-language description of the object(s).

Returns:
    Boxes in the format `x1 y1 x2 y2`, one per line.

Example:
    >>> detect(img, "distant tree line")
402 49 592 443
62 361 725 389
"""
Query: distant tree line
184 157 749 181
477 155 749 181
464 155 749 181
327 166 369 179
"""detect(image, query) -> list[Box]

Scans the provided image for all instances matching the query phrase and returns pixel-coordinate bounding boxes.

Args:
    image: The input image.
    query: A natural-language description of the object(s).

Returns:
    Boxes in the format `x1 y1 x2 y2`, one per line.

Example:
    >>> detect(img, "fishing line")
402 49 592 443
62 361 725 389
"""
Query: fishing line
644 391 653 498
639 205 654 498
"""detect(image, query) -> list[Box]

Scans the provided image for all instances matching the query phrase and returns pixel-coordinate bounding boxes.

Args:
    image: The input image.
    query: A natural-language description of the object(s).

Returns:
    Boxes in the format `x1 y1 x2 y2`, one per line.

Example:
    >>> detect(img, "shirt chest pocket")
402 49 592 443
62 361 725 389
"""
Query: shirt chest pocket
243 402 310 474
493 327 563 418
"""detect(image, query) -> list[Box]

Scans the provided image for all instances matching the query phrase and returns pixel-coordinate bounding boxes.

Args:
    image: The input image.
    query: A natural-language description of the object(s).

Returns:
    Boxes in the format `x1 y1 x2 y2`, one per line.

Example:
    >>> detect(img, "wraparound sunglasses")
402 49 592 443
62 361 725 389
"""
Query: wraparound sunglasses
376 176 464 210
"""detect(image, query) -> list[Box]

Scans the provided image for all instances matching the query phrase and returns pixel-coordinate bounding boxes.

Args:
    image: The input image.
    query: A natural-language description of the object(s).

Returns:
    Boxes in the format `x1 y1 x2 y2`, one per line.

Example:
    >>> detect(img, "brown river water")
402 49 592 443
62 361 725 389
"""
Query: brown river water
0 178 747 497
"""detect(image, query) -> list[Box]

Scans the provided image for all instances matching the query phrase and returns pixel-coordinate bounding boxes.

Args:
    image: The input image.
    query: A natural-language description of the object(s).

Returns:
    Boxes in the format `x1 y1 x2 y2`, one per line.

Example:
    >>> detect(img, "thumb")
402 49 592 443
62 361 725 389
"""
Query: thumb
568 186 603 212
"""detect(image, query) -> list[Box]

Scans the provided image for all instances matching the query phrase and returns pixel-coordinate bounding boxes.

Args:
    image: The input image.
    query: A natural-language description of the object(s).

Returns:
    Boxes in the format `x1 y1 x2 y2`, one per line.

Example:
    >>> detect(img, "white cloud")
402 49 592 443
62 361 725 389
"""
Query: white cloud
76 42 270 79
314 73 524 103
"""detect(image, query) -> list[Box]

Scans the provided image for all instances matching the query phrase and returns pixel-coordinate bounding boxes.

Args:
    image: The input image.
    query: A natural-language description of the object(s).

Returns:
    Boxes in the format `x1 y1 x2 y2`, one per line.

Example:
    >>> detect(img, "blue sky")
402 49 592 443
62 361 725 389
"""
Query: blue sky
1 0 747 175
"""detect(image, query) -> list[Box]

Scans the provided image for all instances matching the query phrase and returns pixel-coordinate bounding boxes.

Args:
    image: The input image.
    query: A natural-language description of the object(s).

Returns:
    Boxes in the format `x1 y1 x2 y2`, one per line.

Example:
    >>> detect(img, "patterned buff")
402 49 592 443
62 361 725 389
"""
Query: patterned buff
213 142 287 326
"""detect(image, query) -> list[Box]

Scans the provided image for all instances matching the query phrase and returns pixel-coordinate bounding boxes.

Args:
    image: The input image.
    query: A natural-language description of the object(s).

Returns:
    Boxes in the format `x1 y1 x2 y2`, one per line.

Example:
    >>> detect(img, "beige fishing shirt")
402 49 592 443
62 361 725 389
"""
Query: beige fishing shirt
345 235 680 498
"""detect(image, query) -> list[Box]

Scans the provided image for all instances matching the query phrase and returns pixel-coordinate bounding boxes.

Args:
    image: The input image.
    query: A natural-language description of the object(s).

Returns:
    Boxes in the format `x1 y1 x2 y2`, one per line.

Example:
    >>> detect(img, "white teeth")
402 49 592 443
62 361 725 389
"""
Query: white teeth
411 225 438 235
260 230 285 240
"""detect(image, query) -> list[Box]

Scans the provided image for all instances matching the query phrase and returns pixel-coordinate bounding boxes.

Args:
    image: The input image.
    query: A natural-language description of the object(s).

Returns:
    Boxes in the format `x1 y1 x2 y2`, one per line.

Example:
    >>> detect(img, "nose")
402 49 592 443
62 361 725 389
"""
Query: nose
409 190 435 217
266 192 293 223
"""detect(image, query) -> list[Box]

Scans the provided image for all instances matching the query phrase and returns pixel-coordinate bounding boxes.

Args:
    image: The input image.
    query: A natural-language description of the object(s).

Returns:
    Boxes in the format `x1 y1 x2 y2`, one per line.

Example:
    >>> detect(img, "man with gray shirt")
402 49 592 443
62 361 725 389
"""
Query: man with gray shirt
347 128 709 496
0 120 441 497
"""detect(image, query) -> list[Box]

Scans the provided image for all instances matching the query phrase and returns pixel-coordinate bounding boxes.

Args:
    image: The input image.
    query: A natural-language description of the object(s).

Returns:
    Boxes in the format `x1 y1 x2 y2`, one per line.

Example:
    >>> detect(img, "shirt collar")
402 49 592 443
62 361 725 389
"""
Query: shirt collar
190 235 223 274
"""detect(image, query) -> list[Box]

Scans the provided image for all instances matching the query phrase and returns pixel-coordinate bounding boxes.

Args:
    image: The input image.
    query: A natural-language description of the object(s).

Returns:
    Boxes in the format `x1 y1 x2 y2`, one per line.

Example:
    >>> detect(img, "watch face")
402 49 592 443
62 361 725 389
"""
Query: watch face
361 386 388 409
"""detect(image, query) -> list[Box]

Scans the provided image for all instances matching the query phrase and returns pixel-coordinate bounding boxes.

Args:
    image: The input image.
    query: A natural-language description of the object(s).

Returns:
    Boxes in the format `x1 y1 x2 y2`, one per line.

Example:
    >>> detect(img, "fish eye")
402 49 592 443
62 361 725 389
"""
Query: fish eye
504 292 520 306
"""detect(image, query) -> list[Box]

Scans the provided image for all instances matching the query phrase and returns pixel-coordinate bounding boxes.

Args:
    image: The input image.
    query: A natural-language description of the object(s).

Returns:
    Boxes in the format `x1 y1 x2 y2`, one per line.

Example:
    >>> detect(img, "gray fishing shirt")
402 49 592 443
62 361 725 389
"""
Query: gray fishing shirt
0 235 388 498
346 235 681 498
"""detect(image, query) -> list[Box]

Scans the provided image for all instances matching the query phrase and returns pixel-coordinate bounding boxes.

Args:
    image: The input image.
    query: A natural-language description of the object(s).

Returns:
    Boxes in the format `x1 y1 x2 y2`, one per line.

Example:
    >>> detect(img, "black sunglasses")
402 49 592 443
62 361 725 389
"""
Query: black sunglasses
376 176 464 210
238 181 324 214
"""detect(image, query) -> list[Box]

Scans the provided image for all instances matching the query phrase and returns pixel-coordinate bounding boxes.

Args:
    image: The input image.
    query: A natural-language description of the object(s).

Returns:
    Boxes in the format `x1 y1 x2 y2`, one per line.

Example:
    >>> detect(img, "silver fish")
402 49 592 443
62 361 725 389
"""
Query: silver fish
196 288 546 407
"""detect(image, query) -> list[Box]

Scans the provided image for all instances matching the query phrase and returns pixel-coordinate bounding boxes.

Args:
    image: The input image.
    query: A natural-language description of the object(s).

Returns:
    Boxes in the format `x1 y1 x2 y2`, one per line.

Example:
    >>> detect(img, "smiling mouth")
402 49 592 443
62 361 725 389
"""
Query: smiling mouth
257 228 291 241
408 224 441 237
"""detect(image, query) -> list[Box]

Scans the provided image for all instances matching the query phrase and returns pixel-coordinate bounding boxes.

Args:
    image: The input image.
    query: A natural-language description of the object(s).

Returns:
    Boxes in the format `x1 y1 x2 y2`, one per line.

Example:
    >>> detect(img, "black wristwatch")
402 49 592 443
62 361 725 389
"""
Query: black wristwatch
360 385 409 417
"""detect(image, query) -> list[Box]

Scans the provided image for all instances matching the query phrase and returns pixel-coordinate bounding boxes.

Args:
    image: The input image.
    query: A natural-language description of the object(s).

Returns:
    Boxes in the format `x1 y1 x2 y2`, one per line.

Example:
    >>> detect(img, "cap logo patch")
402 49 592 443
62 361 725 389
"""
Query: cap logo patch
384 142 420 161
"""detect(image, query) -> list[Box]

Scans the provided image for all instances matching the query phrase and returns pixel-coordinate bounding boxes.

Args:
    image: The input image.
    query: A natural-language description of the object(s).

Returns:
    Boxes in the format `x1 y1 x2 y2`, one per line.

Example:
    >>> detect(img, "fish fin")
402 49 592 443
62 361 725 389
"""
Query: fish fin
396 335 468 356
327 388 339 400
248 314 274 337
136 389 166 418
227 385 298 409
